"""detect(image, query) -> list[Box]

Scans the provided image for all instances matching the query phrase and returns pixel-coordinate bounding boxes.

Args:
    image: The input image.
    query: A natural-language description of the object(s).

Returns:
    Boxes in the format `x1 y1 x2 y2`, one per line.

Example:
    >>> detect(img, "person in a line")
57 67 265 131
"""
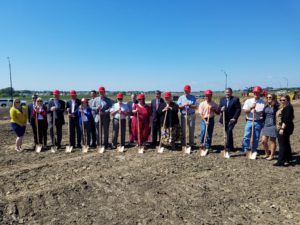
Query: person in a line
93 86 113 148
218 88 241 152
32 97 48 148
10 98 27 151
78 98 93 147
47 90 66 149
150 90 165 147
274 95 294 166
261 93 279 160
66 90 81 148
127 94 138 144
198 90 220 151
158 92 180 150
88 90 98 147
177 85 197 147
27 94 38 148
131 94 151 147
110 93 129 148
242 86 265 154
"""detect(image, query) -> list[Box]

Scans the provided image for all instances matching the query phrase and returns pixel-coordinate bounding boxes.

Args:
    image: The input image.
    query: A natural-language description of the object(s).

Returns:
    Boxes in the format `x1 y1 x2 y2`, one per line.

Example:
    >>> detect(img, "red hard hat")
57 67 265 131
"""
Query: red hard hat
81 98 88 103
53 90 60 95
164 92 172 98
116 92 123 99
184 85 191 92
137 94 145 100
69 90 77 96
98 86 105 93
204 89 213 96
253 86 262 93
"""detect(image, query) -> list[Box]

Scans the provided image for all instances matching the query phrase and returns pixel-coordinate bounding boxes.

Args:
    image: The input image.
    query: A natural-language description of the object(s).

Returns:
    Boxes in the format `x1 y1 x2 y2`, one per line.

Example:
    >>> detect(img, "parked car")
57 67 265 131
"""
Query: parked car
0 99 12 107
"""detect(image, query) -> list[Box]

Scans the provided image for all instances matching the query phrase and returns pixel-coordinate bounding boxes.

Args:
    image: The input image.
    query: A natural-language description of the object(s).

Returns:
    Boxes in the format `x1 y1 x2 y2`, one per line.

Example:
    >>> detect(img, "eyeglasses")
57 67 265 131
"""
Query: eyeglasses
267 97 273 99
15 101 20 103
280 99 286 102
37 100 43 102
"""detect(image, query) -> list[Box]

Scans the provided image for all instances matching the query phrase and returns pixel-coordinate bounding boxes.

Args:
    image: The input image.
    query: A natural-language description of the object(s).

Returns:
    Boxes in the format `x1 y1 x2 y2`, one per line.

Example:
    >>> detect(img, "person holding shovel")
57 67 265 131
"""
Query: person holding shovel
177 85 197 147
78 98 93 148
10 98 27 152
131 94 151 148
27 94 38 149
89 90 98 148
242 86 265 155
218 88 241 152
261 93 279 160
66 90 81 148
32 97 48 149
47 90 66 149
198 90 220 152
92 86 112 149
158 92 180 150
110 93 129 149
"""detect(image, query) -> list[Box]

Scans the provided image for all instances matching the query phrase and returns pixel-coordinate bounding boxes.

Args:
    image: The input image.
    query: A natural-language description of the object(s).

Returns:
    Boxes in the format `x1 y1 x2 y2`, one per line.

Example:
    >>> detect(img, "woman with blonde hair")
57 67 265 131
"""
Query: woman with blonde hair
261 94 279 160
10 98 27 151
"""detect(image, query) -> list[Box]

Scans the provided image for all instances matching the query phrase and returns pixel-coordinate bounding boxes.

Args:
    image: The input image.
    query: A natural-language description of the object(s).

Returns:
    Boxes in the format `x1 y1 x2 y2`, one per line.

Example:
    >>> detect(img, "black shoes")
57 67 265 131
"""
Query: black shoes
273 162 286 167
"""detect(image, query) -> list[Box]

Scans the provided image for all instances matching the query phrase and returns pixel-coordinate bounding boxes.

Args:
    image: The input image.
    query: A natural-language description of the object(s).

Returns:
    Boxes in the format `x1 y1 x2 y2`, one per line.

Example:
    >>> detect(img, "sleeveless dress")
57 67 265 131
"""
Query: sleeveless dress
261 106 277 138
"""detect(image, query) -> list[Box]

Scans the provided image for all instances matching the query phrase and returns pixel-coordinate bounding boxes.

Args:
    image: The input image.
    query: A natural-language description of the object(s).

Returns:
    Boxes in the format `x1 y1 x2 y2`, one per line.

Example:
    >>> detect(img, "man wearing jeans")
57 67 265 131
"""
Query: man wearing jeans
177 85 197 147
242 86 265 153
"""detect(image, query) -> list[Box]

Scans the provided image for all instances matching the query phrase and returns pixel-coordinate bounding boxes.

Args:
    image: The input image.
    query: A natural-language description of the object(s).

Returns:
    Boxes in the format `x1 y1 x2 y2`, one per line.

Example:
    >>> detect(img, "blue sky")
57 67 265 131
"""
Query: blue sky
0 0 299 92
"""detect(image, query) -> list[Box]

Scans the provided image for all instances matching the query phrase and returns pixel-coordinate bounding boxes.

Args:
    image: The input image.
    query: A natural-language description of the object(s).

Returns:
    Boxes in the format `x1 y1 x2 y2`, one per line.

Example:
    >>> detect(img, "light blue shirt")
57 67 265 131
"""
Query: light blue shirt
110 103 129 119
177 94 197 115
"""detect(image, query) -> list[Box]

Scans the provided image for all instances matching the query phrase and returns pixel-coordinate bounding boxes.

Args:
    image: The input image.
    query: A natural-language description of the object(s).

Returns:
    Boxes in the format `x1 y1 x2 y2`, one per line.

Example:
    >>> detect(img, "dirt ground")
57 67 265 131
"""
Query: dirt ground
0 103 300 225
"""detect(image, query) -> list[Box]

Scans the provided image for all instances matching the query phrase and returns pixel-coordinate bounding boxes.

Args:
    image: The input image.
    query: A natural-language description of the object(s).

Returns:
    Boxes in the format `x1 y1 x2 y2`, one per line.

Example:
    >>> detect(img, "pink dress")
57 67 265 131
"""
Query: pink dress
131 104 151 144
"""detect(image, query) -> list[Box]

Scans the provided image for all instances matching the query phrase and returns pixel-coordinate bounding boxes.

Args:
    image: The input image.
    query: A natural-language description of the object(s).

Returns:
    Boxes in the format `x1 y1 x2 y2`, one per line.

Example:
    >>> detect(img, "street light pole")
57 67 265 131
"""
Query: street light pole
221 69 228 89
283 77 288 89
7 57 13 100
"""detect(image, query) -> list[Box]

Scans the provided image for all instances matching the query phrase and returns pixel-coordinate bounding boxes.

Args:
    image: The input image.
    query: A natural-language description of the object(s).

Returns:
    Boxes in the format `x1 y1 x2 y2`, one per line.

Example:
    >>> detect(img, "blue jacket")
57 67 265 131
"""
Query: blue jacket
78 107 93 125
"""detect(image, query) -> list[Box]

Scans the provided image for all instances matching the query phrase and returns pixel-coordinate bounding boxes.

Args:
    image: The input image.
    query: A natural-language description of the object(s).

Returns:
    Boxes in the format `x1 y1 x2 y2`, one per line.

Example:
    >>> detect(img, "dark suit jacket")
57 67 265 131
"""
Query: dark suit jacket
157 102 179 128
66 99 81 118
47 99 66 125
27 102 35 123
281 104 294 135
150 98 165 123
127 100 138 116
218 96 241 124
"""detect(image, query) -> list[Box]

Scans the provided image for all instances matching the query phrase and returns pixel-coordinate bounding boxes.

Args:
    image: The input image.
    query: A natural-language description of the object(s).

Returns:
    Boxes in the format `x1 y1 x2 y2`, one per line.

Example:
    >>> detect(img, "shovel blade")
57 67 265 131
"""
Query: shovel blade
65 146 73 153
185 146 191 154
35 144 42 153
250 151 257 160
246 151 252 159
118 146 125 152
82 145 89 153
50 146 57 153
200 149 208 157
97 146 105 153
138 147 144 154
157 146 164 153
221 150 230 159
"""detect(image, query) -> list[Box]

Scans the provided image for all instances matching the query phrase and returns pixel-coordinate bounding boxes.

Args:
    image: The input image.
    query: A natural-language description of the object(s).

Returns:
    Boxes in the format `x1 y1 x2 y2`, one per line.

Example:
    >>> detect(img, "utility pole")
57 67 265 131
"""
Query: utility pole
221 69 228 89
283 77 288 89
7 57 13 100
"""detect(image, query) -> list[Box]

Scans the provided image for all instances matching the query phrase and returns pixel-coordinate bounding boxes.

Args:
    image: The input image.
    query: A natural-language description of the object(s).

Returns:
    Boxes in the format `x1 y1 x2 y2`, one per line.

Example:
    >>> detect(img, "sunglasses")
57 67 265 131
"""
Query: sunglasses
15 101 20 103
280 99 286 102
37 100 43 102
267 96 273 99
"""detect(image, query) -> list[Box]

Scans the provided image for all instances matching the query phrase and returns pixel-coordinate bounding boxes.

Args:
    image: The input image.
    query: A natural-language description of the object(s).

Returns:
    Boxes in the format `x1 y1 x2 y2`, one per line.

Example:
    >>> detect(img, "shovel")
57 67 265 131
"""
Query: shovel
65 116 73 153
97 112 105 153
220 110 230 159
137 110 144 154
50 111 57 153
157 108 168 153
182 107 191 154
200 119 209 156
81 111 89 153
117 109 125 152
247 112 257 160
35 112 42 153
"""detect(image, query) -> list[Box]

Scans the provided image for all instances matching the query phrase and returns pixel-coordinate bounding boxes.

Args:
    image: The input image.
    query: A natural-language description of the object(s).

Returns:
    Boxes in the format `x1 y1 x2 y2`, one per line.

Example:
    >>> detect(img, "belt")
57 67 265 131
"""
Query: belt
246 119 263 122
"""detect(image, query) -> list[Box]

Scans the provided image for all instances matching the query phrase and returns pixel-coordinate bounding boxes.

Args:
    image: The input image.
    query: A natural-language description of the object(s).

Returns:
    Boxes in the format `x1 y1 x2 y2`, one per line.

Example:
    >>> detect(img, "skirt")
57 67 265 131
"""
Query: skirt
11 123 26 137
161 125 181 146
261 125 277 138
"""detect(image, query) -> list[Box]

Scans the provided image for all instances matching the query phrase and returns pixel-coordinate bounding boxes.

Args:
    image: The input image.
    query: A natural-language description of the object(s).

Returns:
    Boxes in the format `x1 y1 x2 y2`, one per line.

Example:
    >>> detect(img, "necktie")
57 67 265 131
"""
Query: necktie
226 98 229 108
156 99 159 110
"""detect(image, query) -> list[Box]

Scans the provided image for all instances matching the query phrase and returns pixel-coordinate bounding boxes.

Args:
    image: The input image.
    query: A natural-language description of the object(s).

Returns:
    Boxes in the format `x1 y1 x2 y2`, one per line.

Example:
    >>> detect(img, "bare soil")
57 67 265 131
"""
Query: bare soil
0 105 300 225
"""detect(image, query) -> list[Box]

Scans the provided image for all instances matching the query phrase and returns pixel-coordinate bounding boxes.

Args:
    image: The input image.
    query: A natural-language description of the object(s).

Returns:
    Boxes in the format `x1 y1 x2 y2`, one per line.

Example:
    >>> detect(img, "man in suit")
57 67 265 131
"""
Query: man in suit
150 90 165 147
218 88 241 151
48 90 66 149
66 90 81 148
27 94 38 148
127 94 138 144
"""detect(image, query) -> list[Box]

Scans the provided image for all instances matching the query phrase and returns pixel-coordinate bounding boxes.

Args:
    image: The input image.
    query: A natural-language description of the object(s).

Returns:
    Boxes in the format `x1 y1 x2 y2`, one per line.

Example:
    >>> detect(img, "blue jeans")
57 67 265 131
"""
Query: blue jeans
242 120 263 152
200 118 214 149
